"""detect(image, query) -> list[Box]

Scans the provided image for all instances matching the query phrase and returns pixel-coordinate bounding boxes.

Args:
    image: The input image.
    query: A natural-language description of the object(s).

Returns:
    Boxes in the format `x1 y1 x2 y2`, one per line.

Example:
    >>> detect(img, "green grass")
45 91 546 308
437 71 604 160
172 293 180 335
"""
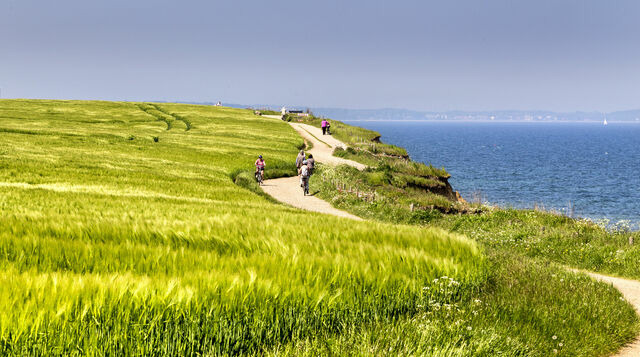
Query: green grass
312 164 459 214
0 99 485 355
432 208 640 279
265 251 638 356
307 171 640 356
0 99 637 356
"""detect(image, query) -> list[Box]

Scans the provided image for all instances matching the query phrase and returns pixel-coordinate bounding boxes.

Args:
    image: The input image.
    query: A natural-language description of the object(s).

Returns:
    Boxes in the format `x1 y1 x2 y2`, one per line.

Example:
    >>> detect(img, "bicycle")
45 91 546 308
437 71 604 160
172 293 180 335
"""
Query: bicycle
255 169 264 185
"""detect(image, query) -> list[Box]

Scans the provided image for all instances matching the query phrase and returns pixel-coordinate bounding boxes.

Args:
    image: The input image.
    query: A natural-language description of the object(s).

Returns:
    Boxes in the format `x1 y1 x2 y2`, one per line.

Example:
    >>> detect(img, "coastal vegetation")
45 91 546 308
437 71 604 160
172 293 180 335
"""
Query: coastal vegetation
301 112 640 281
0 99 637 355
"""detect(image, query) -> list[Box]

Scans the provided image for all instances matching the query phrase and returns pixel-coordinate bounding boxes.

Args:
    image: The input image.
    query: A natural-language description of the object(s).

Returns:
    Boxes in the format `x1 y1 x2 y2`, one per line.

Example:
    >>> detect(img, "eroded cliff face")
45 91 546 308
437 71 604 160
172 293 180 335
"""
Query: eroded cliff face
438 178 467 203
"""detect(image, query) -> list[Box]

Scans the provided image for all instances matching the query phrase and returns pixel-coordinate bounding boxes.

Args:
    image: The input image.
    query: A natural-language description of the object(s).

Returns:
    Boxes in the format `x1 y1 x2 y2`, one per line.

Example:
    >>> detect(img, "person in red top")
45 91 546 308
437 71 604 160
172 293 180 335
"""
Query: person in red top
255 155 265 181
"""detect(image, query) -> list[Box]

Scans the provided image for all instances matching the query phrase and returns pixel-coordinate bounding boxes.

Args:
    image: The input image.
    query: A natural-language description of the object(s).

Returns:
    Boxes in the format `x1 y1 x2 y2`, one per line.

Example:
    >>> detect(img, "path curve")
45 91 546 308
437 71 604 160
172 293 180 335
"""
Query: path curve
258 118 364 220
260 177 361 220
289 122 366 170
578 271 640 356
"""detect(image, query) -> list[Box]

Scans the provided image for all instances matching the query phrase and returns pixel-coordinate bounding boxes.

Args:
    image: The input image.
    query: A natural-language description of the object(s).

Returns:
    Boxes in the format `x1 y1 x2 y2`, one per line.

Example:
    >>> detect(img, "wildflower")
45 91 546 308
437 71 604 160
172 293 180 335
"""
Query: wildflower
553 349 558 354
558 343 563 347
552 335 557 340
467 326 472 331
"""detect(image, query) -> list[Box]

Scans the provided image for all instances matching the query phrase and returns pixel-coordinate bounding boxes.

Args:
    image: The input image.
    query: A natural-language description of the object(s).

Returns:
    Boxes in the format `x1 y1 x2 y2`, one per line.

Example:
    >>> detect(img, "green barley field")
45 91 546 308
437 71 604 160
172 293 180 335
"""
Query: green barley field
0 100 486 355
0 99 636 356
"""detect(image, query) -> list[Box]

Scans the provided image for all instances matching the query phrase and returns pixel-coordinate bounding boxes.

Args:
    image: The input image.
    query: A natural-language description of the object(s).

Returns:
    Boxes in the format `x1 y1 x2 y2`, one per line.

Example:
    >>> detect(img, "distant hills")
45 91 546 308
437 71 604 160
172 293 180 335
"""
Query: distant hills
177 101 640 122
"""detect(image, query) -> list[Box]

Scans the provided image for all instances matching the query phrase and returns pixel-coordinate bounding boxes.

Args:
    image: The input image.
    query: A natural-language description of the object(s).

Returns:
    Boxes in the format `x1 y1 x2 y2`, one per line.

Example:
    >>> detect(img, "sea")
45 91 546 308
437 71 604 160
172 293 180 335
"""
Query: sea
343 120 640 227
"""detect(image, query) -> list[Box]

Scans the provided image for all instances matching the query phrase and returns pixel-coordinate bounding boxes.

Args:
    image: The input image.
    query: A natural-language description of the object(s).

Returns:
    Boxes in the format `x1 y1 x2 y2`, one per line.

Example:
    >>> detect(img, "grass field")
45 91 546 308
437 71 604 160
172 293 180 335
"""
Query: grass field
0 99 637 356
0 99 487 355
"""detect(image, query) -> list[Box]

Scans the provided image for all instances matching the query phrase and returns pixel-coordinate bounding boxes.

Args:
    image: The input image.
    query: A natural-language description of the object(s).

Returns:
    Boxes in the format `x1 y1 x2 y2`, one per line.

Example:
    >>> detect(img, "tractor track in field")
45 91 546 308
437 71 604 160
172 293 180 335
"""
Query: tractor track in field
136 103 191 131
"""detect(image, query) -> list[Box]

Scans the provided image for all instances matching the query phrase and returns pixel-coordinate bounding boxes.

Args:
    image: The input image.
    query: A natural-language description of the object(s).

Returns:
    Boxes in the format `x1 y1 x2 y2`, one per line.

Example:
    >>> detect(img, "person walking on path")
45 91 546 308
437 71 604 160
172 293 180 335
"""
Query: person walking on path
321 119 328 135
295 150 305 175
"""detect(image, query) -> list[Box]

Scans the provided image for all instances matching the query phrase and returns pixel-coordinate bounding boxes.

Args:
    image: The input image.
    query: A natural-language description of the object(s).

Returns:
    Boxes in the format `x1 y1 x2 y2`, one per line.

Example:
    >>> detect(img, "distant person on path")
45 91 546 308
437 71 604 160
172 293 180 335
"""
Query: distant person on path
255 155 265 181
306 154 315 175
326 121 331 135
295 150 305 175
321 119 328 135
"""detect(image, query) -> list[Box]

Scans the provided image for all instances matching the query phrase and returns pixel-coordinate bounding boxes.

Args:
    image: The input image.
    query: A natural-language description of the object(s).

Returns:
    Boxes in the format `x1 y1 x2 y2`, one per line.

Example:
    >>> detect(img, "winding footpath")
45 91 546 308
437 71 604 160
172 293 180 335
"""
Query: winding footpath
581 271 640 356
261 115 640 356
260 118 364 220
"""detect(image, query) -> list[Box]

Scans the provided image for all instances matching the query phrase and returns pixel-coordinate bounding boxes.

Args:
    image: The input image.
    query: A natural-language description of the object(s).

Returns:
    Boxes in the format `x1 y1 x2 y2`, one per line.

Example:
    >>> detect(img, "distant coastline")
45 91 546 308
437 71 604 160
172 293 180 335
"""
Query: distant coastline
341 119 640 123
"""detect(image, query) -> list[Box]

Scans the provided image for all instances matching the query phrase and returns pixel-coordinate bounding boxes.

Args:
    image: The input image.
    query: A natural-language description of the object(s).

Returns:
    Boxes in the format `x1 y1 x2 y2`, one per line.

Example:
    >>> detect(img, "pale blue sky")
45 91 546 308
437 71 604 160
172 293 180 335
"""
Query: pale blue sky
1 0 639 111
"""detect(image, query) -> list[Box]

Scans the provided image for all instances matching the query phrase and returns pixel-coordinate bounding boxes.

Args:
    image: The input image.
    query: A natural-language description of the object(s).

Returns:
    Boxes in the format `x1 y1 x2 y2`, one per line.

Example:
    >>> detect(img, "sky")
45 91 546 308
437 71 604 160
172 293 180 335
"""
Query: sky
1 0 639 112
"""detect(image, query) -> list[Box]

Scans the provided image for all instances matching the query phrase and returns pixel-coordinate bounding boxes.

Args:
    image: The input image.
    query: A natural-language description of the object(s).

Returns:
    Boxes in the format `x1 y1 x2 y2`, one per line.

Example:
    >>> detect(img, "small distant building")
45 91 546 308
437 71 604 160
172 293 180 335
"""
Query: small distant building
215 101 222 106
288 110 309 116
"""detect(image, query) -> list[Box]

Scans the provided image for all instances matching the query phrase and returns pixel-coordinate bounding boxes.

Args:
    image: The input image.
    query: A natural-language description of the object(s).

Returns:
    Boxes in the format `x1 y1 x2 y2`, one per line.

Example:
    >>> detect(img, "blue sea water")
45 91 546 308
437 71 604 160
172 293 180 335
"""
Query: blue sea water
344 121 640 225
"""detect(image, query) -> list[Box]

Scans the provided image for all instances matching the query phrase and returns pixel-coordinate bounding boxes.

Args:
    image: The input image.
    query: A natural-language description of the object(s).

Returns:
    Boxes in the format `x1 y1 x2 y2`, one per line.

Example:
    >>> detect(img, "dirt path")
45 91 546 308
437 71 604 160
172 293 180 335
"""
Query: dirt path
260 176 362 220
577 271 640 356
258 119 364 220
289 122 366 170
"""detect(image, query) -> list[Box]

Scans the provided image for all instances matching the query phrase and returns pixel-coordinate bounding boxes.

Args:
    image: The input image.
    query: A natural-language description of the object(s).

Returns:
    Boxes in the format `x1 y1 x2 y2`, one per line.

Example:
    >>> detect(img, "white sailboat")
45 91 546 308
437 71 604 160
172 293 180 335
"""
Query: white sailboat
603 116 608 126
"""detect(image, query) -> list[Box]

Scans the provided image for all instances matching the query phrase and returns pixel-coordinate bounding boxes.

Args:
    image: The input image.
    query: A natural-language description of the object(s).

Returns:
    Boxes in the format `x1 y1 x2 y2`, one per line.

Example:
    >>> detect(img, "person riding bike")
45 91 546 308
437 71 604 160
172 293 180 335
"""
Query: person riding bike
255 155 265 181
306 154 315 175
300 159 310 195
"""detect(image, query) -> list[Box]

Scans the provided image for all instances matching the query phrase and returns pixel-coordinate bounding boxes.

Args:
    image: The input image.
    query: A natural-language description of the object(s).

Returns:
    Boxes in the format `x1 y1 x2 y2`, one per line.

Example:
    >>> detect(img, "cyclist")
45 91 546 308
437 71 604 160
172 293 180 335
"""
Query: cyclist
295 150 305 175
300 159 310 195
255 155 265 181
306 154 315 175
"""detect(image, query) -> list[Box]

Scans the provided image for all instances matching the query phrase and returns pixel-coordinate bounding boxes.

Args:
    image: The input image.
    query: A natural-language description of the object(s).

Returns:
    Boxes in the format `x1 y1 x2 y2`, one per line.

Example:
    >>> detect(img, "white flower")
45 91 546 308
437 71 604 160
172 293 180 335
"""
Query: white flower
552 335 557 340
467 326 472 331
558 343 563 347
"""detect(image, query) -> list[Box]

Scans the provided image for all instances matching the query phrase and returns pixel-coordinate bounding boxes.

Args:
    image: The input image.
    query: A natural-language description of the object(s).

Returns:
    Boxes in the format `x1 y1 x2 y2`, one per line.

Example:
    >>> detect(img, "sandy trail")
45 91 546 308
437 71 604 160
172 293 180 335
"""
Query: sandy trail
289 122 366 170
259 119 364 220
260 176 362 220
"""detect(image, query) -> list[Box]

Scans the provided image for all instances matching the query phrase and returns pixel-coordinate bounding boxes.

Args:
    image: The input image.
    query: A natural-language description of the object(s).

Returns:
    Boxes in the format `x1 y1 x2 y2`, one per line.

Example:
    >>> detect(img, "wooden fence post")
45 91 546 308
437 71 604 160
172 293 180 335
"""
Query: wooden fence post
410 203 414 212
